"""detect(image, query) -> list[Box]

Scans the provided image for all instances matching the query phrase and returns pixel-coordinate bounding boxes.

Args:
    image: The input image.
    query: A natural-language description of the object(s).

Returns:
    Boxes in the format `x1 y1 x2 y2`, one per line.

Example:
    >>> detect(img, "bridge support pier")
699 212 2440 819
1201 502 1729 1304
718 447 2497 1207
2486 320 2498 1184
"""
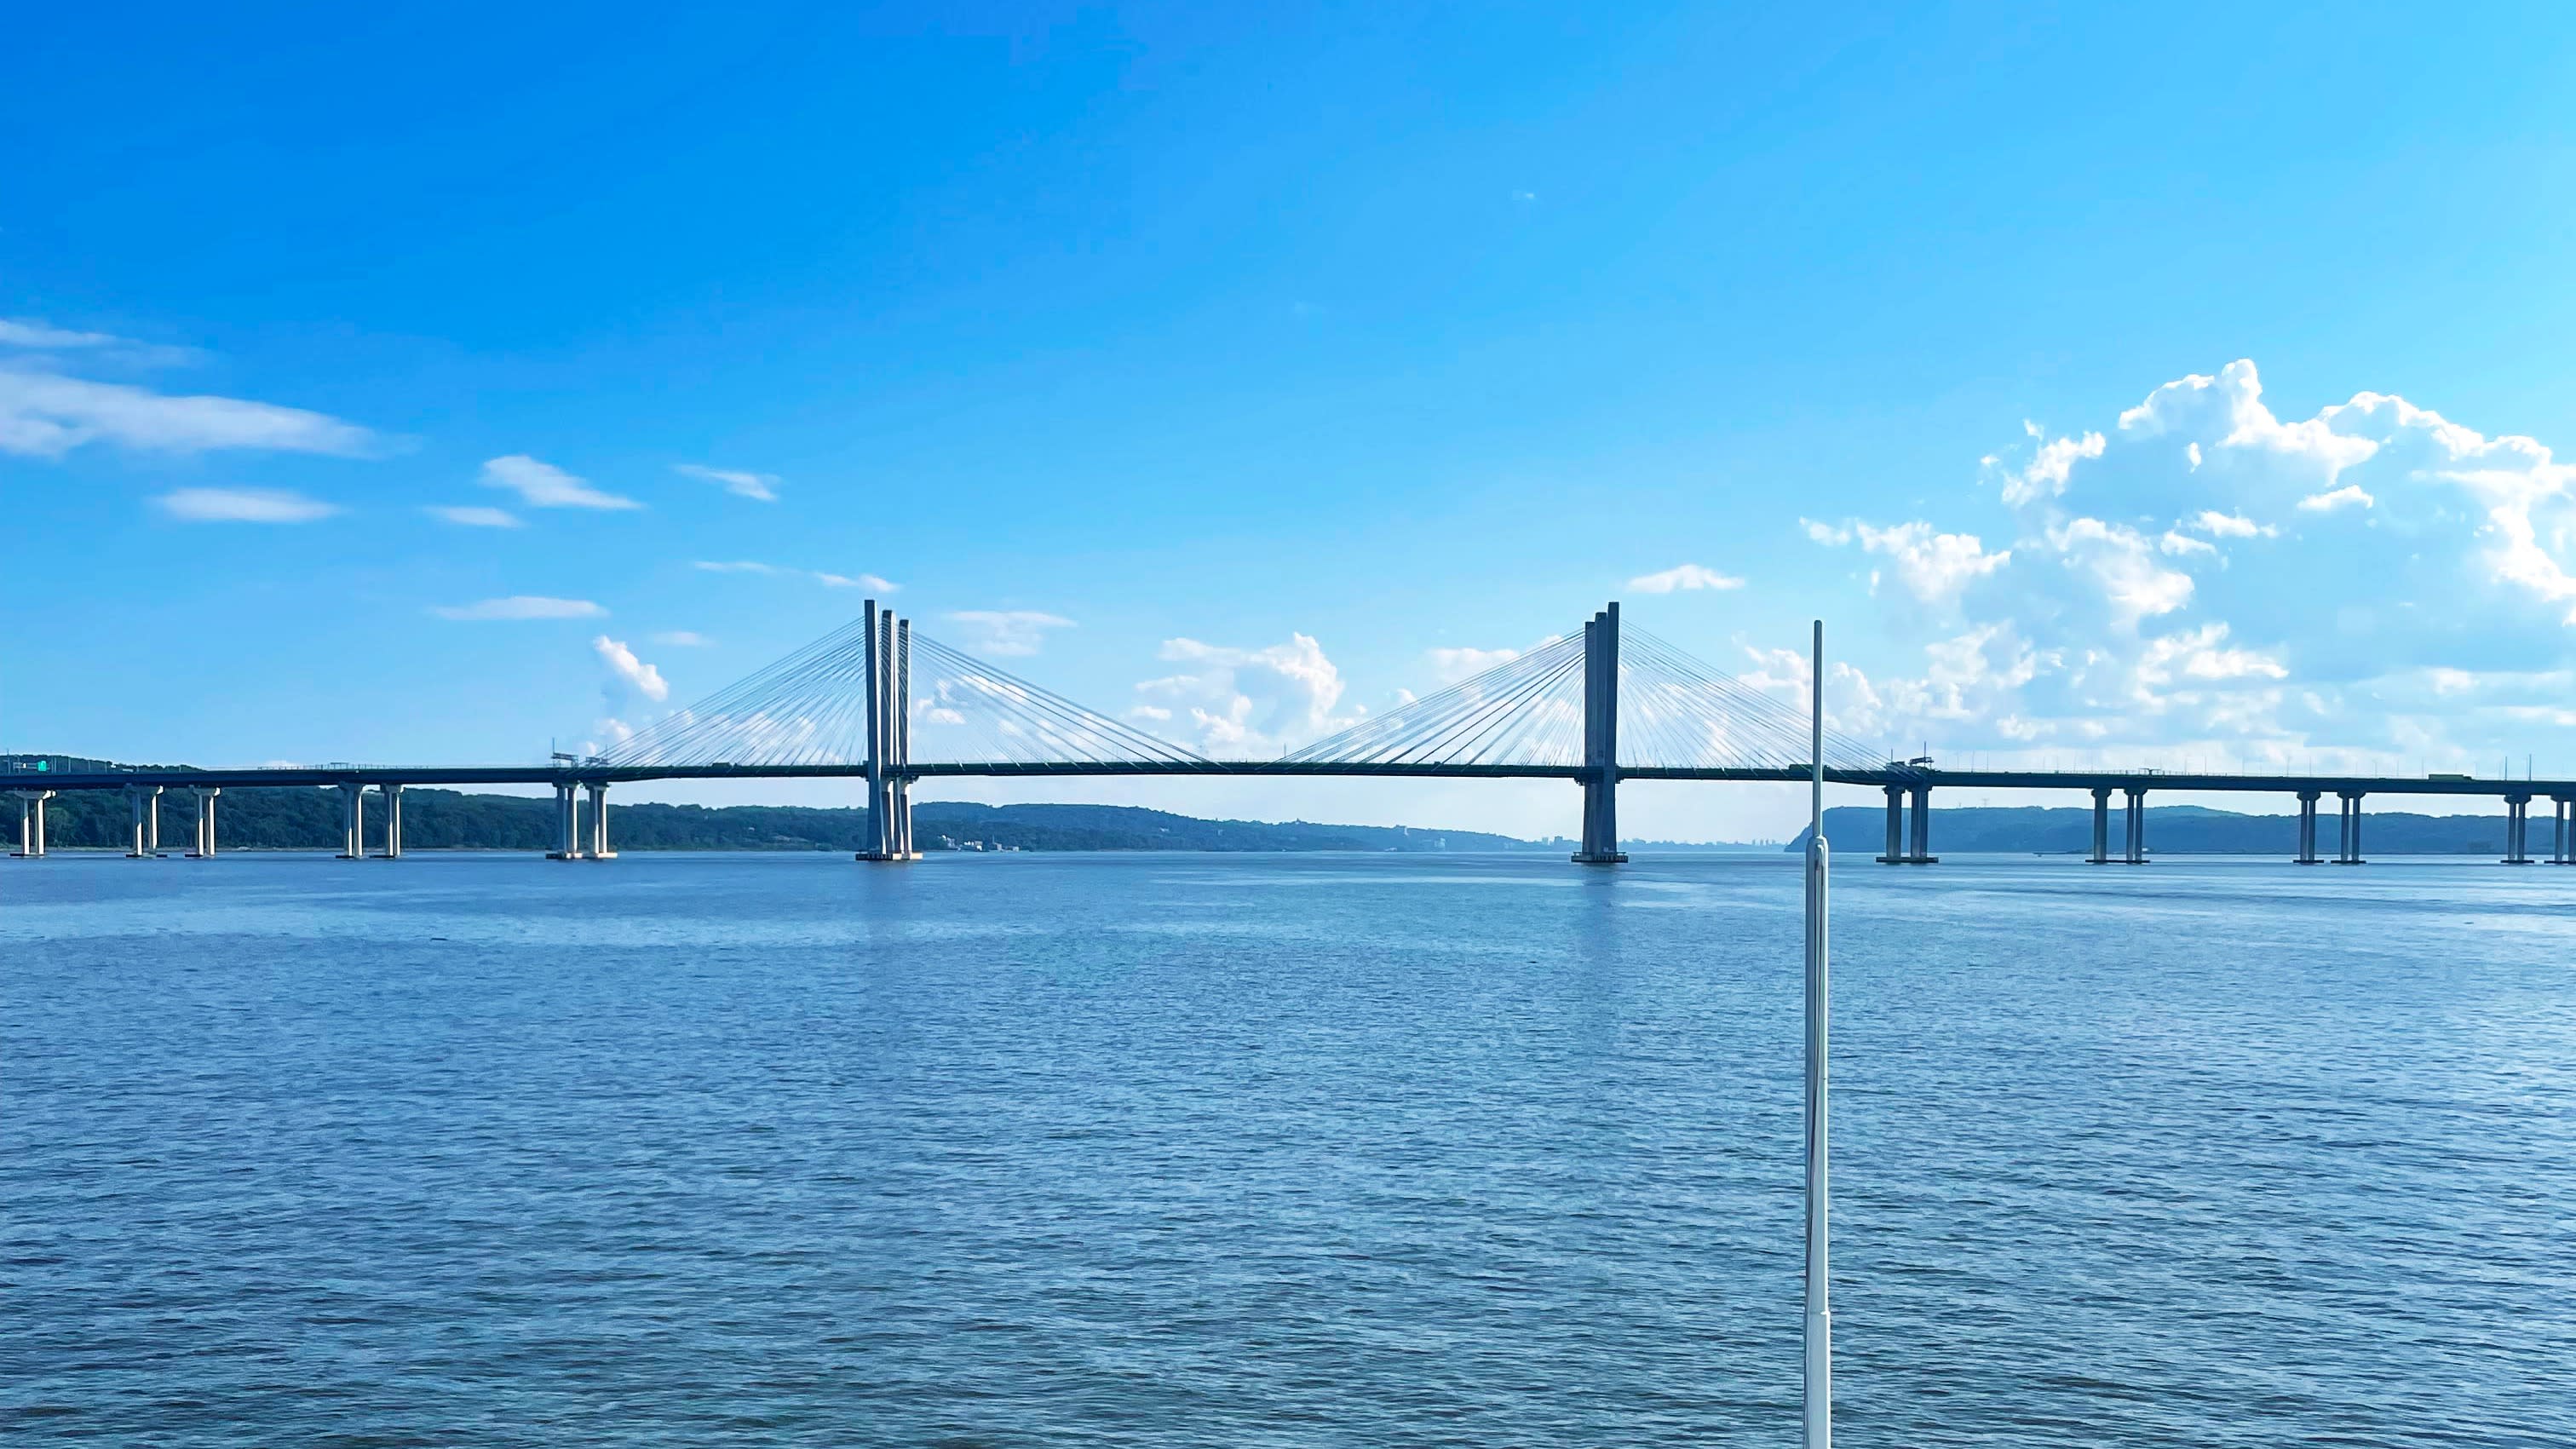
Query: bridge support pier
12 790 52 858
2504 793 2533 864
858 603 923 862
587 783 614 860
126 785 166 858
1573 604 1626 864
547 781 586 860
2088 787 2111 864
2333 791 2366 865
188 788 220 858
2551 797 2573 865
2122 788 2148 864
2294 791 2321 864
379 784 404 859
336 783 367 860
1874 780 1933 863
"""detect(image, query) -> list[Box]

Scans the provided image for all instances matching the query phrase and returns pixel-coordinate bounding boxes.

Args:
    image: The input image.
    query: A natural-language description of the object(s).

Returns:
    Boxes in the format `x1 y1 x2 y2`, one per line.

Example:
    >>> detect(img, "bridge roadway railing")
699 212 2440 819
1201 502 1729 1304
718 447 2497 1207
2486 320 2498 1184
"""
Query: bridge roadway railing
11 762 2576 865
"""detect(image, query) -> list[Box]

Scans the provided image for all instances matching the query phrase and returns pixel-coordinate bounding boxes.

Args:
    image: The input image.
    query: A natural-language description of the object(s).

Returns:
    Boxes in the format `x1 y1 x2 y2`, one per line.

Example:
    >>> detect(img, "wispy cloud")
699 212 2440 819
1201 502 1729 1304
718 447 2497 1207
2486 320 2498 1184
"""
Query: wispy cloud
694 560 896 592
425 504 521 528
1427 645 1520 682
480 455 641 510
674 463 779 502
0 318 124 349
649 630 711 647
593 635 669 702
947 610 1075 656
0 369 378 458
2297 484 2375 513
155 487 340 523
1628 563 1747 594
0 317 199 366
431 595 607 621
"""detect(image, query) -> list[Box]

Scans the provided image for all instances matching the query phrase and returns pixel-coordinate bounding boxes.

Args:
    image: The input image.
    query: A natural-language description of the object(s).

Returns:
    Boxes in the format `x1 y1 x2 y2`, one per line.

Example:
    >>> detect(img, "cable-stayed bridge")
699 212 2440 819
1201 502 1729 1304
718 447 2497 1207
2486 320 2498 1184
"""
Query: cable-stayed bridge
13 600 2576 868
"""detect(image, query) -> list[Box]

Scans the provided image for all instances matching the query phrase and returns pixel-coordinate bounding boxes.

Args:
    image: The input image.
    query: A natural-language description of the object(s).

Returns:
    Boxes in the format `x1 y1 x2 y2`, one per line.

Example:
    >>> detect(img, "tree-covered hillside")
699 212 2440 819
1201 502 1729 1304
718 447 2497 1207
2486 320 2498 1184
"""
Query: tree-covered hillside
10 779 1541 854
1790 802 2522 855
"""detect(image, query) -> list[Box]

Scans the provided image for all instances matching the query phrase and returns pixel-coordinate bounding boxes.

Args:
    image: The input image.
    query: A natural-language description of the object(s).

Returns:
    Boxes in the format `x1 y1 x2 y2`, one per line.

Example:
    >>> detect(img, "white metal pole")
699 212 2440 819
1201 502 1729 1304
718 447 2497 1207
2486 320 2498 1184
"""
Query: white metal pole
1804 619 1831 1449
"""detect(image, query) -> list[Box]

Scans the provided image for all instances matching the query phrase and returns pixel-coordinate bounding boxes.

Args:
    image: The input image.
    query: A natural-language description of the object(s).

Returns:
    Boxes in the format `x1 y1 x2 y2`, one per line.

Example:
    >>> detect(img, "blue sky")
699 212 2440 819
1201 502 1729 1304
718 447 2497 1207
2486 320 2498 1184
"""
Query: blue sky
10 3 2576 838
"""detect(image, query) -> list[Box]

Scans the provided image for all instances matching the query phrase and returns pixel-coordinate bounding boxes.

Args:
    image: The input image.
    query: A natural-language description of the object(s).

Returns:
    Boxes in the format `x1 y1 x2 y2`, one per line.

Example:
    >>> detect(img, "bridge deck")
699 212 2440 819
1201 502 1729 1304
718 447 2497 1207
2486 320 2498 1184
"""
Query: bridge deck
9 761 2572 799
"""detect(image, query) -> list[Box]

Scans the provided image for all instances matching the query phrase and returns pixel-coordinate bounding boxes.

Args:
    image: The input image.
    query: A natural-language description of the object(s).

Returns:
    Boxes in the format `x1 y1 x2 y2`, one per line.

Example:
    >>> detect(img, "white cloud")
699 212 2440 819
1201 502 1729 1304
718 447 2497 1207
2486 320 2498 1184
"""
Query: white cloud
479 455 641 510
695 560 896 592
154 486 340 523
0 369 377 458
2044 517 2195 625
426 504 521 528
1427 646 1520 683
813 571 898 591
1628 563 1746 594
1791 357 2576 773
947 610 1075 657
2189 510 2268 538
674 463 779 502
432 595 607 621
593 635 670 703
1997 428 2106 505
1139 634 1357 756
0 318 124 349
1810 519 2010 606
2297 484 2374 513
650 630 711 647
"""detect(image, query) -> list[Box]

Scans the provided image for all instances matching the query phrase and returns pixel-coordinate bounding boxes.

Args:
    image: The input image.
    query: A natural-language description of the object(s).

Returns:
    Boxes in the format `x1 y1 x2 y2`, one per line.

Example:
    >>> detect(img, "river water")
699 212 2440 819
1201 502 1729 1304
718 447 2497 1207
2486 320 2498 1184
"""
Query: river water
6 851 2572 1445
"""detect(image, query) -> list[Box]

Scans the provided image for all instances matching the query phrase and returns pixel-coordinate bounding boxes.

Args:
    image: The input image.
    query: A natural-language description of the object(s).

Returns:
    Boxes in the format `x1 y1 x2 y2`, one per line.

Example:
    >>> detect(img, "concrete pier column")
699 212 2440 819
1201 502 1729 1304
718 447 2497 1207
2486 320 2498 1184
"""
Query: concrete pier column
2088 787 2111 865
336 783 366 859
1877 785 1904 864
2334 792 2366 865
2124 788 2148 864
586 783 615 860
188 788 221 859
547 782 585 860
1906 783 1935 864
126 785 165 858
11 791 52 858
2504 793 2533 865
2553 797 2573 865
380 784 404 860
2295 791 2321 865
1573 604 1627 865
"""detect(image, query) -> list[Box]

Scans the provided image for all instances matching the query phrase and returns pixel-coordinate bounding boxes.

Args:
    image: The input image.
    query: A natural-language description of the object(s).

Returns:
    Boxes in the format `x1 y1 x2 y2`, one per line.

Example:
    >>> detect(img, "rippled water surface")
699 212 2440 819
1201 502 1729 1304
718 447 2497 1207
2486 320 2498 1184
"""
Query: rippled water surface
7 850 2573 1445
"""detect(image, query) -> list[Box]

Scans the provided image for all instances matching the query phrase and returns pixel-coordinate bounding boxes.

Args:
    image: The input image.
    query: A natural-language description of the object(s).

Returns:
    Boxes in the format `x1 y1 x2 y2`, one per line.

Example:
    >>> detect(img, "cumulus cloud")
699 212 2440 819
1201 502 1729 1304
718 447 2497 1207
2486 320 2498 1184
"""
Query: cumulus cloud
480 455 640 510
674 463 779 502
1628 563 1746 594
947 610 1075 656
154 487 339 523
1807 518 2010 606
593 635 670 703
431 595 607 621
426 504 521 527
1137 634 1359 756
1996 426 2106 505
0 369 378 458
1795 357 2576 772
